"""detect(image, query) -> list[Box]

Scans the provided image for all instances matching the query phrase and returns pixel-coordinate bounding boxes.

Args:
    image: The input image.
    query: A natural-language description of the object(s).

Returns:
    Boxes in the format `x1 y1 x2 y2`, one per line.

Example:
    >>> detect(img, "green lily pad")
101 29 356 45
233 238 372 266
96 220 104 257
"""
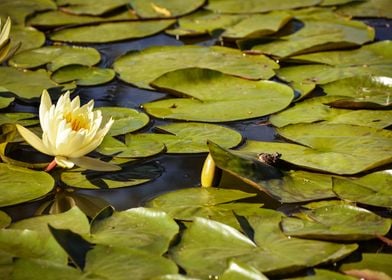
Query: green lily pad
0 97 14 109
60 162 163 189
0 0 56 25
288 269 357 280
28 10 138 28
0 112 38 127
130 122 242 153
206 0 321 13
0 163 54 207
50 20 176 43
130 0 205 18
321 76 392 108
281 203 391 241
97 135 165 158
113 45 278 89
10 26 45 54
9 45 101 71
144 68 293 122
51 65 115 86
340 253 392 278
147 187 264 229
221 261 269 280
332 170 392 208
252 16 374 58
166 10 245 37
321 0 362 6
222 11 292 39
239 124 392 175
269 95 392 128
208 141 335 203
99 107 150 136
0 67 73 100
0 211 11 228
171 213 357 278
57 0 131 16
90 207 179 255
336 0 392 19
278 41 392 88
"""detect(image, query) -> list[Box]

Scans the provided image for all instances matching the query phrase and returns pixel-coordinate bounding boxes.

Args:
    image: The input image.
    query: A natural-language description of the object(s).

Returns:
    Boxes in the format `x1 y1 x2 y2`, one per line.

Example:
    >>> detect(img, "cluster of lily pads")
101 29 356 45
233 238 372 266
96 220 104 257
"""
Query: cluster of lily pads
0 0 391 279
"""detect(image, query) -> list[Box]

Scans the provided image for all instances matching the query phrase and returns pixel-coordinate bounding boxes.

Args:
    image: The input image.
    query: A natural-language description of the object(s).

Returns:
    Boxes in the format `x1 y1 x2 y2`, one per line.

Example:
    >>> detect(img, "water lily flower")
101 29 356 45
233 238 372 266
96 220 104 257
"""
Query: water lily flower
17 90 120 171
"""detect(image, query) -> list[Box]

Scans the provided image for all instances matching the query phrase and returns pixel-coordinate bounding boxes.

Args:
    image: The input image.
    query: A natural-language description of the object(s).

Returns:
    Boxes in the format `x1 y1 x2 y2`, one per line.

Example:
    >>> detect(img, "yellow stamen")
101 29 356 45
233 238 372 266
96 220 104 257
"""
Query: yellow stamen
64 112 90 131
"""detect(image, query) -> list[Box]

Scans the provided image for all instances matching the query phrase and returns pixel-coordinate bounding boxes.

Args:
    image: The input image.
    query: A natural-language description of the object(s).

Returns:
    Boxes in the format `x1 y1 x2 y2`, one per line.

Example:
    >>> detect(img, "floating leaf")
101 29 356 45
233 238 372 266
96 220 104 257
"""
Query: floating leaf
90 207 179 255
130 122 242 153
51 65 115 86
28 10 138 28
172 213 357 278
281 203 391 241
60 162 163 189
321 0 362 6
0 67 73 100
0 97 14 109
10 26 45 54
97 135 164 158
0 113 38 127
9 45 101 71
0 0 56 25
147 187 264 229
252 15 374 58
99 107 150 136
50 20 176 43
332 170 392 208
129 0 205 18
340 253 392 278
278 41 392 87
336 0 392 19
288 269 357 280
144 68 294 122
221 261 269 280
321 76 392 108
0 211 11 228
113 45 278 89
269 95 392 128
239 124 392 175
0 163 54 207
56 0 131 16
206 0 321 13
166 10 245 37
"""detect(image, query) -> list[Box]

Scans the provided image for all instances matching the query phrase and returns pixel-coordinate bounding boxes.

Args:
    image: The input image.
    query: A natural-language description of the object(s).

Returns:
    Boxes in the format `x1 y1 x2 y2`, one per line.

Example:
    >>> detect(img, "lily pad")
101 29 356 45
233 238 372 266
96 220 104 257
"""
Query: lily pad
171 213 357 278
321 0 362 6
252 16 374 58
336 0 392 19
10 26 45 54
269 95 392 128
206 0 321 13
0 112 38 127
221 261 269 280
60 162 163 189
0 163 54 207
90 207 179 255
50 20 176 43
0 0 56 25
97 135 165 158
129 122 242 153
51 65 115 86
0 211 11 228
340 253 392 278
0 67 72 100
239 123 392 175
166 10 245 37
147 187 264 229
277 41 392 88
288 269 357 280
321 76 392 108
281 203 391 241
57 0 131 16
28 10 138 28
99 107 150 136
144 68 294 122
332 170 392 208
129 0 205 18
208 141 335 203
0 97 14 109
113 45 278 89
9 45 101 71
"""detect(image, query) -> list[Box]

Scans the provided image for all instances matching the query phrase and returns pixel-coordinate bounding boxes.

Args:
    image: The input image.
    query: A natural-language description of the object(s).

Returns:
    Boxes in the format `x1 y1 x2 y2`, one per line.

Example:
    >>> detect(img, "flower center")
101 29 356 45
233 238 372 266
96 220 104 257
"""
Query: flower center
64 112 90 131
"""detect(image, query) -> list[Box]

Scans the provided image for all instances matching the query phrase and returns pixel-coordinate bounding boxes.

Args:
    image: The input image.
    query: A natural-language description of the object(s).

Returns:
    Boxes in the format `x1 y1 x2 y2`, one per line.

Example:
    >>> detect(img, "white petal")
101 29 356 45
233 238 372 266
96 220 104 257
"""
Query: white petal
39 90 52 130
16 125 52 155
55 156 74 168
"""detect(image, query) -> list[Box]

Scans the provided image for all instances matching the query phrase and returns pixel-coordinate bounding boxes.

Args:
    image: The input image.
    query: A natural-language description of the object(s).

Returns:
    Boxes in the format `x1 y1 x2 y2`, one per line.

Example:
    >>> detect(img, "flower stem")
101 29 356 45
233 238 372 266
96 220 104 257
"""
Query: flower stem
45 159 57 172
